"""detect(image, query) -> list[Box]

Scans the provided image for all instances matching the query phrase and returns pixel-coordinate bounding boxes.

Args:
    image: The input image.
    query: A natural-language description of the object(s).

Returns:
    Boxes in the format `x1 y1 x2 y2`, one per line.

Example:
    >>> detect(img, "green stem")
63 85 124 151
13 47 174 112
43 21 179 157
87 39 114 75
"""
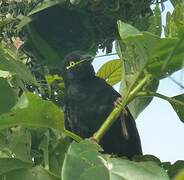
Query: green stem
127 75 152 103
63 129 82 142
93 75 151 142
93 99 127 142
137 91 183 105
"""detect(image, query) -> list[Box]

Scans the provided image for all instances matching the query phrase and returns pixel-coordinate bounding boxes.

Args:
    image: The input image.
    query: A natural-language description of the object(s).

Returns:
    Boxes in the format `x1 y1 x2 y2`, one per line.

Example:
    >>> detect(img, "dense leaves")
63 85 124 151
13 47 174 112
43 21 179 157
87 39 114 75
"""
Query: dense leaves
0 1 184 180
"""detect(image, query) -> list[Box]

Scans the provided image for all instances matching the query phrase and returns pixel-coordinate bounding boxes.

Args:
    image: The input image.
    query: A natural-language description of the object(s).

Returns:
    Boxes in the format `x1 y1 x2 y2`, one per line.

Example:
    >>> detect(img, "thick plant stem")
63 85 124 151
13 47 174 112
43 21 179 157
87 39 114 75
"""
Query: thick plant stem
93 97 127 142
93 75 151 142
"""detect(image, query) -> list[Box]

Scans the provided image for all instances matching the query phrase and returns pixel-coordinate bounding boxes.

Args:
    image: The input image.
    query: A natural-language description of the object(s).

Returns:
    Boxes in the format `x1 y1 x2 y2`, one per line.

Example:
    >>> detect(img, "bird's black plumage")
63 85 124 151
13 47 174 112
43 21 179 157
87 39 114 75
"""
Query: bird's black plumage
62 51 142 158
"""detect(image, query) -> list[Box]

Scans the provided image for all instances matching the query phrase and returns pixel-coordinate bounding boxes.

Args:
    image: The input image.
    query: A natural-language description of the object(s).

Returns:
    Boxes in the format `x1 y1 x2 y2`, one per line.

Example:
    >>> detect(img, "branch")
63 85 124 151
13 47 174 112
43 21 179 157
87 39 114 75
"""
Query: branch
137 91 184 105
93 75 151 142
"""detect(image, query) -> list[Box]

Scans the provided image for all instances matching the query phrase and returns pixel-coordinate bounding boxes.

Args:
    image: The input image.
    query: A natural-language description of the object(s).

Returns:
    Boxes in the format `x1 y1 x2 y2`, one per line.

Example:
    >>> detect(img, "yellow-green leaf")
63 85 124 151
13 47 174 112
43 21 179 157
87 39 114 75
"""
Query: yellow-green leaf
96 59 122 86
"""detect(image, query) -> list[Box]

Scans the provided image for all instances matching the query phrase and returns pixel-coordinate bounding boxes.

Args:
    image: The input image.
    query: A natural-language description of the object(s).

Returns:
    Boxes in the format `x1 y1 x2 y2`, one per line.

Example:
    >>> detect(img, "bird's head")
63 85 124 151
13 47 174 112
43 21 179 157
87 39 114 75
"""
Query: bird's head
62 51 95 82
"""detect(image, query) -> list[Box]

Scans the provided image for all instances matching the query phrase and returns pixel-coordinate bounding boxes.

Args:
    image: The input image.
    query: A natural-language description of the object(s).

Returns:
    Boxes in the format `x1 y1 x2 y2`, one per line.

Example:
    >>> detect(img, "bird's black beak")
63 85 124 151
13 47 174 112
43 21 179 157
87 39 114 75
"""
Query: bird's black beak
80 54 93 63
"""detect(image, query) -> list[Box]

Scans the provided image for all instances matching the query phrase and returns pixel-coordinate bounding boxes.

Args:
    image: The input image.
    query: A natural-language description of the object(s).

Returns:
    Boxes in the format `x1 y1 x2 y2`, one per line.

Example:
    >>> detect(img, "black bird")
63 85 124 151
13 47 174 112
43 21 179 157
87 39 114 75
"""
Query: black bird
62 51 142 158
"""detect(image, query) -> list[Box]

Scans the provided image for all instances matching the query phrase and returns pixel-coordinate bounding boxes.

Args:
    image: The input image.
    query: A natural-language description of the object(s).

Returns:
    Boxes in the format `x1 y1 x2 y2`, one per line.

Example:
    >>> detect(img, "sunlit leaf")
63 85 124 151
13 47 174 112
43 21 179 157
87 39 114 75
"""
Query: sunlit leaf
96 59 122 86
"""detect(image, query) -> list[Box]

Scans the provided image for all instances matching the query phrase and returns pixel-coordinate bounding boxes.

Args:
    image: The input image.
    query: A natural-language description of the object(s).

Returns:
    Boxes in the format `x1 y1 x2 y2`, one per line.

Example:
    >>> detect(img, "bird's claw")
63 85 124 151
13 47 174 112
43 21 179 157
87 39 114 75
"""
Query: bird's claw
114 97 123 108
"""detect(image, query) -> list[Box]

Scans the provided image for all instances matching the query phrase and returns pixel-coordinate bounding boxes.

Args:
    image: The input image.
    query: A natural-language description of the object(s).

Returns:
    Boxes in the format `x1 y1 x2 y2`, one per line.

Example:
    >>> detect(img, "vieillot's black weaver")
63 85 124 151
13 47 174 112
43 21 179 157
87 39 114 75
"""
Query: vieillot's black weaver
62 51 142 158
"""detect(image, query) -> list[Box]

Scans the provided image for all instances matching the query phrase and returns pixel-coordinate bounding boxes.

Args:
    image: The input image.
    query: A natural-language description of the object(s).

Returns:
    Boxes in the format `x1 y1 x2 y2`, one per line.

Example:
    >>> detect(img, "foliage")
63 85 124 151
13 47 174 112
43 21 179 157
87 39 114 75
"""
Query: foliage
0 0 184 180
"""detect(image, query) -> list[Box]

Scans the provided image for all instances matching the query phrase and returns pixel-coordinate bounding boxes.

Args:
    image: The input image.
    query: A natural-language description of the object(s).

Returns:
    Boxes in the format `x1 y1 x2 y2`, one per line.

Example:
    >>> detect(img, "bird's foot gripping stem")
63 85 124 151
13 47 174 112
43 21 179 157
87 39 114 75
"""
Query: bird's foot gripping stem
114 97 129 140
114 97 123 109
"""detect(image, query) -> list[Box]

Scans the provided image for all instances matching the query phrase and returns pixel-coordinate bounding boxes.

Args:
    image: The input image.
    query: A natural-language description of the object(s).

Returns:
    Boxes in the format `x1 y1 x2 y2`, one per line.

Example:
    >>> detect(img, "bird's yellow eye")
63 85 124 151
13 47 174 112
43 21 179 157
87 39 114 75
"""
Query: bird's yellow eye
66 61 76 69
69 61 75 67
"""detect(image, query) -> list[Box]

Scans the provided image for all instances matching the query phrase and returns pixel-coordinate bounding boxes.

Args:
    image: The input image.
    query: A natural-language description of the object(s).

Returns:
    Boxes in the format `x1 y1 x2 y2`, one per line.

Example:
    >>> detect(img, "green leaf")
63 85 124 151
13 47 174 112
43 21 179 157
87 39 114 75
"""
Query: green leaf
61 140 169 180
96 59 122 86
16 16 32 32
128 80 159 119
117 21 184 118
0 163 60 180
5 128 32 162
0 78 17 115
174 169 184 180
61 140 104 180
0 45 37 87
117 21 142 39
118 22 183 80
164 3 184 38
107 158 169 180
28 0 63 16
167 160 184 179
0 158 33 176
39 131 50 170
147 5 162 36
25 25 62 68
133 154 161 166
49 137 71 176
0 92 64 131
169 94 184 122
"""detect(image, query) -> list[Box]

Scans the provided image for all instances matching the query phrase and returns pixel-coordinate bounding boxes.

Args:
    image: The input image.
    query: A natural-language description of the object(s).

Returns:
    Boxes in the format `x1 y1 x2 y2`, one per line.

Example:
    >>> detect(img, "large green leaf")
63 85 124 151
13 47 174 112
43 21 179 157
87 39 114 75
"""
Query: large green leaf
61 140 105 180
61 140 169 180
96 59 122 86
0 92 64 131
117 21 184 118
0 78 17 115
107 158 168 180
118 21 184 80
